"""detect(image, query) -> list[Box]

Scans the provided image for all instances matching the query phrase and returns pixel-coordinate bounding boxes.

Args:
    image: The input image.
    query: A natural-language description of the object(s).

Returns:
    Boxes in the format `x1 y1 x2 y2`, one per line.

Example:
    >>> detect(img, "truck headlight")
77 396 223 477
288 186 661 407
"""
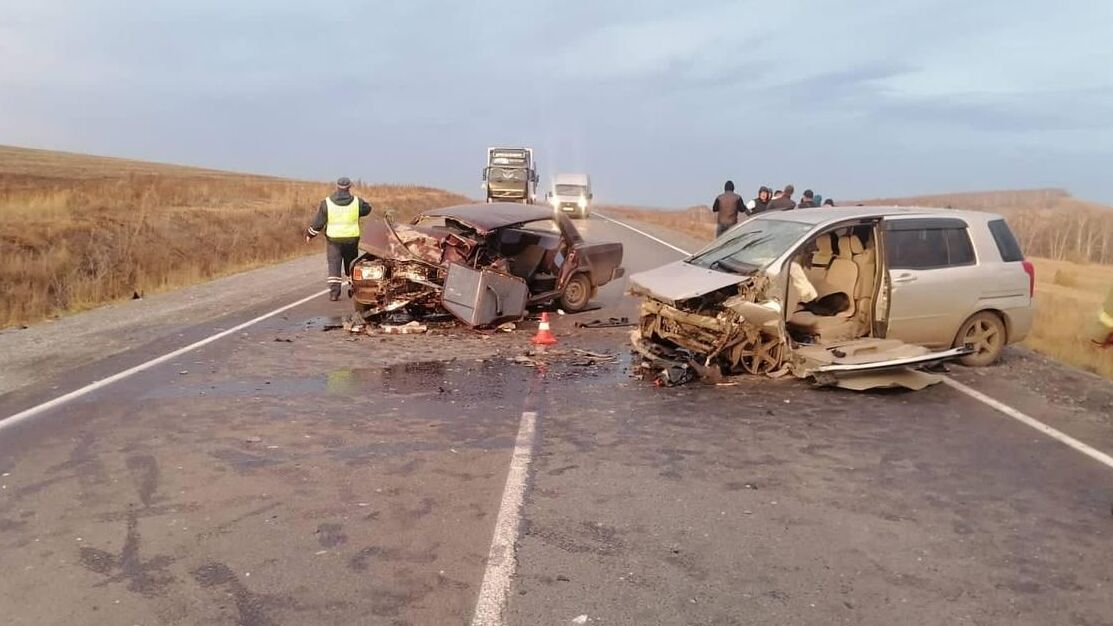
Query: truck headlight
358 262 386 281
577 197 587 208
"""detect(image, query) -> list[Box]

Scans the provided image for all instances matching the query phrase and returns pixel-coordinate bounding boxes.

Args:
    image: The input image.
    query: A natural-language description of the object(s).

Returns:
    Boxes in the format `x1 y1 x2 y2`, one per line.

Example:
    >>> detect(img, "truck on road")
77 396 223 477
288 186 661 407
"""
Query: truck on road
482 147 538 204
547 173 593 219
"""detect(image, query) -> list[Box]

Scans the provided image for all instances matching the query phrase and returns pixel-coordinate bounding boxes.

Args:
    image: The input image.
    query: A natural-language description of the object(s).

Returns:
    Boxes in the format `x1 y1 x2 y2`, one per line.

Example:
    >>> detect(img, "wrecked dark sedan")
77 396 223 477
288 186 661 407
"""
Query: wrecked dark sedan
629 206 1034 389
350 203 624 327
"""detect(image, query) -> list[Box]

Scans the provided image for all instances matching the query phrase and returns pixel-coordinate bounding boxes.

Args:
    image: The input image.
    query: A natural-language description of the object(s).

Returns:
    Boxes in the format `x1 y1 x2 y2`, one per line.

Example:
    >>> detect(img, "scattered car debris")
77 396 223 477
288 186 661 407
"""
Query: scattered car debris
349 204 624 329
508 347 619 370
381 321 428 335
575 316 634 329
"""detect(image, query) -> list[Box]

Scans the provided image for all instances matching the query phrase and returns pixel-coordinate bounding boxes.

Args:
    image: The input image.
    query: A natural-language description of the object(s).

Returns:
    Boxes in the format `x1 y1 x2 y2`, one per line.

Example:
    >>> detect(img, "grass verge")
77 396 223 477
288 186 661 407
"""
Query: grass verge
0 145 468 327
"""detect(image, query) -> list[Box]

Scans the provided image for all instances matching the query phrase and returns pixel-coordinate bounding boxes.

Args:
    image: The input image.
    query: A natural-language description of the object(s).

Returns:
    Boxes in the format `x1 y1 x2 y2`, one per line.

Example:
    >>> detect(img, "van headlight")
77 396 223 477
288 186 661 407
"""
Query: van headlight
357 262 386 281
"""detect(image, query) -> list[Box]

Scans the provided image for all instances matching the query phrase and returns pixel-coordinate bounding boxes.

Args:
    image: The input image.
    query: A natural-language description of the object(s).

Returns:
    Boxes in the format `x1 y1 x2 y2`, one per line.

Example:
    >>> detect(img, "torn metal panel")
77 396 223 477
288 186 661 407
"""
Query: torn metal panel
824 369 943 391
441 263 528 327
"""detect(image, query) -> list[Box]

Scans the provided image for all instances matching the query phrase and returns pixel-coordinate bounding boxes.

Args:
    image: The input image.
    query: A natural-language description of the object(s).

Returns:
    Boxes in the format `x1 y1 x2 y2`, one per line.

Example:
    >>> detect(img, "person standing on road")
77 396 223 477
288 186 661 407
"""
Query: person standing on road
751 186 773 214
712 180 746 237
306 177 373 301
1091 283 1113 348
768 184 797 211
798 189 817 208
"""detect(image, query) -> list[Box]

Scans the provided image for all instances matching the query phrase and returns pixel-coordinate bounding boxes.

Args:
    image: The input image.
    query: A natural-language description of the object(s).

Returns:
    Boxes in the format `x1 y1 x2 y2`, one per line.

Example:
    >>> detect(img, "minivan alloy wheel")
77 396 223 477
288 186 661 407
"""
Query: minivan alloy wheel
956 311 1007 367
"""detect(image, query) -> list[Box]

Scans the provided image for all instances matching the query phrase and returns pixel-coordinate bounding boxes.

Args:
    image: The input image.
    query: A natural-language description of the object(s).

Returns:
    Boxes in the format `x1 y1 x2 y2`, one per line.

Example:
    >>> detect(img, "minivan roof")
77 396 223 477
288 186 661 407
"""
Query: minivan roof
754 205 1005 227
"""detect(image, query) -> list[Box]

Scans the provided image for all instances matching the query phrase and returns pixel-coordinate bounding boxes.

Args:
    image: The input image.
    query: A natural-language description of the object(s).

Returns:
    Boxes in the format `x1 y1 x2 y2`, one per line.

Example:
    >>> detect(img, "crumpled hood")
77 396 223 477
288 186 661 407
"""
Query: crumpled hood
629 260 752 305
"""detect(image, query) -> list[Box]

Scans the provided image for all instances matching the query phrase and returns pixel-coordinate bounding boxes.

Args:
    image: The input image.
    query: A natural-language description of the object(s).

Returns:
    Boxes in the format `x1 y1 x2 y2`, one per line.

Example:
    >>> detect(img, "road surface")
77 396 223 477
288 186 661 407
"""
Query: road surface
1 215 1112 625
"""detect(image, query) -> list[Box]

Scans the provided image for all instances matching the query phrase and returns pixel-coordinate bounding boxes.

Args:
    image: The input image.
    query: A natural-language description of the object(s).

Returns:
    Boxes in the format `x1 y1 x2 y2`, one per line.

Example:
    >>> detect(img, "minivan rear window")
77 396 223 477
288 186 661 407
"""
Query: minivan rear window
885 226 976 270
987 219 1024 262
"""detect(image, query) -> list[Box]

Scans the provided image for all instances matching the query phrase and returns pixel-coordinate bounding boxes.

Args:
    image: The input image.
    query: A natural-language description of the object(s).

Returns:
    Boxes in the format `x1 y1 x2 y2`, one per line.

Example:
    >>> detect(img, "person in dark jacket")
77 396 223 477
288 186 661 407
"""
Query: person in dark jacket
712 180 746 237
306 177 374 301
798 189 817 208
768 184 797 211
822 198 835 207
751 186 773 214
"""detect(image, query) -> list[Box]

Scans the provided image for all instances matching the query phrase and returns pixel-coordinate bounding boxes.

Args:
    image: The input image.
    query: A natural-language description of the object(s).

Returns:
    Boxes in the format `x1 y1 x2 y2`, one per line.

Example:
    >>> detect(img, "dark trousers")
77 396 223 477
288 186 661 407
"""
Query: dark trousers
715 222 736 238
326 238 360 297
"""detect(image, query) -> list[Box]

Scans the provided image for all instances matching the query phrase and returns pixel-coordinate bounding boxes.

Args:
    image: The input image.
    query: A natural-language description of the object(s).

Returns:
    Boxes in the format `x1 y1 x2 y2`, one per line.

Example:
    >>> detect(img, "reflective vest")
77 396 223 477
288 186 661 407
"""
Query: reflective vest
325 196 361 239
1092 284 1113 344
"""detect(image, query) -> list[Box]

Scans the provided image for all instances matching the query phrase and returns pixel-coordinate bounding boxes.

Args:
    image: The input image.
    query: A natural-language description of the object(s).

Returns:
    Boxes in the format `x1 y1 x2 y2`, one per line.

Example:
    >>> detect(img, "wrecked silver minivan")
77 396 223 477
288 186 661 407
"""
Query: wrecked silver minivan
629 206 1035 389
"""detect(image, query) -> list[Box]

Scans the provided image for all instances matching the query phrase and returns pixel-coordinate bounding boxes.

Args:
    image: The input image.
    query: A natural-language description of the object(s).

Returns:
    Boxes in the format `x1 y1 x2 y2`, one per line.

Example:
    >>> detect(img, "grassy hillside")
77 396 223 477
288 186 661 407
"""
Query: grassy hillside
607 193 1113 380
0 145 469 327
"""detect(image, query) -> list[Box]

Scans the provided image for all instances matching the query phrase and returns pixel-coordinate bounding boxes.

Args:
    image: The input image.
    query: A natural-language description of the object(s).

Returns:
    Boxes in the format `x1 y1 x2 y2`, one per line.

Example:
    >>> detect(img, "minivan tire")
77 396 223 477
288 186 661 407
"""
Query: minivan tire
955 311 1007 367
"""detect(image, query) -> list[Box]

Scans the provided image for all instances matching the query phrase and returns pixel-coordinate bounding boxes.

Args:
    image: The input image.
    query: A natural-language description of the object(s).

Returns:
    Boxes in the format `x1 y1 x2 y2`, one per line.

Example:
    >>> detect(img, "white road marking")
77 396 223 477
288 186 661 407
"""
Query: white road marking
0 288 330 431
471 410 538 626
943 377 1113 470
603 212 1113 471
595 213 693 255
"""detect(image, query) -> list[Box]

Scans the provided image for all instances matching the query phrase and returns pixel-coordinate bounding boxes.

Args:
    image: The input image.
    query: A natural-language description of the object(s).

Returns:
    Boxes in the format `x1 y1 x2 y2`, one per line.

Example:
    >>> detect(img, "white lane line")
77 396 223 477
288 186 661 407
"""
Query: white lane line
604 212 1113 471
471 410 538 626
0 288 330 431
943 377 1113 470
595 213 693 255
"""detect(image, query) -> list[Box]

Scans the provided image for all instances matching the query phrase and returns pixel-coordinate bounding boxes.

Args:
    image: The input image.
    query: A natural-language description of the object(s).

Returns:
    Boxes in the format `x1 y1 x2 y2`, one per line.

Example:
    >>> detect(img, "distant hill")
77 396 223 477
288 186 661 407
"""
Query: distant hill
605 188 1113 265
853 188 1111 215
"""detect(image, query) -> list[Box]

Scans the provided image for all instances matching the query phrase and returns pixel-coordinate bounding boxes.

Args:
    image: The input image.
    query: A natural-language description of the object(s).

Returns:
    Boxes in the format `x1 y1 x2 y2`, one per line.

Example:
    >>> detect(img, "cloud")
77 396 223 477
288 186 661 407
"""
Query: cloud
1 0 1109 204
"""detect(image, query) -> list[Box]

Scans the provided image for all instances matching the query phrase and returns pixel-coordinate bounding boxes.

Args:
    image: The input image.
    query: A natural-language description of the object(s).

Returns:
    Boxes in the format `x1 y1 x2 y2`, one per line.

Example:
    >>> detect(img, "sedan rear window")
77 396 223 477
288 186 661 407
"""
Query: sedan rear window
987 219 1024 262
886 226 975 270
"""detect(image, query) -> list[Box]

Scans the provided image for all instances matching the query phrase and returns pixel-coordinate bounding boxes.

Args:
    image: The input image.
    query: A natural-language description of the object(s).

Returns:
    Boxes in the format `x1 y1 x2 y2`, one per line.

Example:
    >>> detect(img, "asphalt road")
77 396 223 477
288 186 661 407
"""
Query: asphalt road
2 215 1113 626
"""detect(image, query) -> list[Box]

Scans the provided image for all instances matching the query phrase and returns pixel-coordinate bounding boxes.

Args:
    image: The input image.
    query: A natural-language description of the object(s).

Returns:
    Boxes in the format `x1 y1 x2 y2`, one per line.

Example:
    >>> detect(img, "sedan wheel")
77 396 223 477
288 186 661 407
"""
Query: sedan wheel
559 273 593 312
955 312 1006 367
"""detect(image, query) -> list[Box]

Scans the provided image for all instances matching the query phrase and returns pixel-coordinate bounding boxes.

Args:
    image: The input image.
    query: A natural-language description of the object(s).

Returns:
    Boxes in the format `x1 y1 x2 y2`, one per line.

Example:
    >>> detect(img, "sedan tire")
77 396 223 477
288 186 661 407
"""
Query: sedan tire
559 273 594 312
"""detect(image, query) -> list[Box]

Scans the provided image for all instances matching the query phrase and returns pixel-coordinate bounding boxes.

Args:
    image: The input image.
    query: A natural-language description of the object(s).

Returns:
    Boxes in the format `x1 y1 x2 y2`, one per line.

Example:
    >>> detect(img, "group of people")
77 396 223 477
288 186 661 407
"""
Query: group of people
711 180 835 237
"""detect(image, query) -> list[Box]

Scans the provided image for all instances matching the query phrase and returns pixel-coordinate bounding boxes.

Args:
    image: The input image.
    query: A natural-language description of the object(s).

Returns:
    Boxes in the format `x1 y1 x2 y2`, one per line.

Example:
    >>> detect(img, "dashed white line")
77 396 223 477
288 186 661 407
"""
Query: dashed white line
0 288 329 431
601 212 1113 472
943 377 1113 470
595 213 693 255
471 410 538 626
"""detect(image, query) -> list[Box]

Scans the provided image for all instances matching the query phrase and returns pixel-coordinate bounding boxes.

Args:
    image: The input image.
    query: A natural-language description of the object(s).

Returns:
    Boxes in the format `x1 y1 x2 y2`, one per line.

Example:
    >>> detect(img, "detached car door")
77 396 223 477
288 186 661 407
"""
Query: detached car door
880 217 982 347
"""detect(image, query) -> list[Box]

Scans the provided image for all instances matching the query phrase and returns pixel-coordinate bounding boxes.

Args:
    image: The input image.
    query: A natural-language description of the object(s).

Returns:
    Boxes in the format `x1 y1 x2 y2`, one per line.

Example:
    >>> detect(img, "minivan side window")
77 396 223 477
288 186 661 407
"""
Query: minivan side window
885 221 976 270
987 219 1024 262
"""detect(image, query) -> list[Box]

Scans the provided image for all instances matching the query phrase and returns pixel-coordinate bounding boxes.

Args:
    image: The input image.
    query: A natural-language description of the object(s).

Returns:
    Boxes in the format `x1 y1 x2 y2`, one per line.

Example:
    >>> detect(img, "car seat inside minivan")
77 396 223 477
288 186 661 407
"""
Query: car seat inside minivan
788 224 879 344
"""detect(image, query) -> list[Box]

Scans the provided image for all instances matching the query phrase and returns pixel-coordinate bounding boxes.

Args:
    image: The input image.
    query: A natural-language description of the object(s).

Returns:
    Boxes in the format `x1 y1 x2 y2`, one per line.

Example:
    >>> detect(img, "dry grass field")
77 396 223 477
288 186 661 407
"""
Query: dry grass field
0 145 469 327
606 197 1113 380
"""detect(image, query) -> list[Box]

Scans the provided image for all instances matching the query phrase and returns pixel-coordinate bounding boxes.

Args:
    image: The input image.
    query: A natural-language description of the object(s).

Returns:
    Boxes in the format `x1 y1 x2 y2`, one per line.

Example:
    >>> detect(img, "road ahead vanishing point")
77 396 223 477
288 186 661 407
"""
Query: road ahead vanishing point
2 215 1113 626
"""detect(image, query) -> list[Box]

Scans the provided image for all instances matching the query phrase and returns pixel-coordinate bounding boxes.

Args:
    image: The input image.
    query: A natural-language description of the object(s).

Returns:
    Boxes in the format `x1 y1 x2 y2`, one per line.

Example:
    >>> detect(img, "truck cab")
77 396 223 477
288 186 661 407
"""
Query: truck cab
482 147 538 204
547 173 593 219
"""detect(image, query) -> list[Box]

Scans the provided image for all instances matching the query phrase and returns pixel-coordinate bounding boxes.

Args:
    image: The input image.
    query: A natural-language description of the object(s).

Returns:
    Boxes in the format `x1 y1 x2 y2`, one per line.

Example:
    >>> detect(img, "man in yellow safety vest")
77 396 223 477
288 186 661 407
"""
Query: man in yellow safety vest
306 177 374 301
1091 283 1113 348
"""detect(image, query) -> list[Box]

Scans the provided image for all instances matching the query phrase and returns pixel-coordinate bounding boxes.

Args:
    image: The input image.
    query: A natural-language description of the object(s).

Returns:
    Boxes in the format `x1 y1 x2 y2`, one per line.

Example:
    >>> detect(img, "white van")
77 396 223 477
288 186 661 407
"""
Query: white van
547 173 592 219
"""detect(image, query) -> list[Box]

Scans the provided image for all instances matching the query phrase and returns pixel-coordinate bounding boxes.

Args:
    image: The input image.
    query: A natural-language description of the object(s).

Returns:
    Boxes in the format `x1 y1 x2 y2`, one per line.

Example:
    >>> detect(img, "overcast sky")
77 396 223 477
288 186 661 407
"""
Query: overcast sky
2 0 1110 206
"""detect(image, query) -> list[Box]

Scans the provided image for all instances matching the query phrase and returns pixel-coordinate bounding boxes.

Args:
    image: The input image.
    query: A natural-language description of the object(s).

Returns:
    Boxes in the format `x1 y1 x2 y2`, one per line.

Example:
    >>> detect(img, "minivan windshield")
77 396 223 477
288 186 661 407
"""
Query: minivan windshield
687 218 812 274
